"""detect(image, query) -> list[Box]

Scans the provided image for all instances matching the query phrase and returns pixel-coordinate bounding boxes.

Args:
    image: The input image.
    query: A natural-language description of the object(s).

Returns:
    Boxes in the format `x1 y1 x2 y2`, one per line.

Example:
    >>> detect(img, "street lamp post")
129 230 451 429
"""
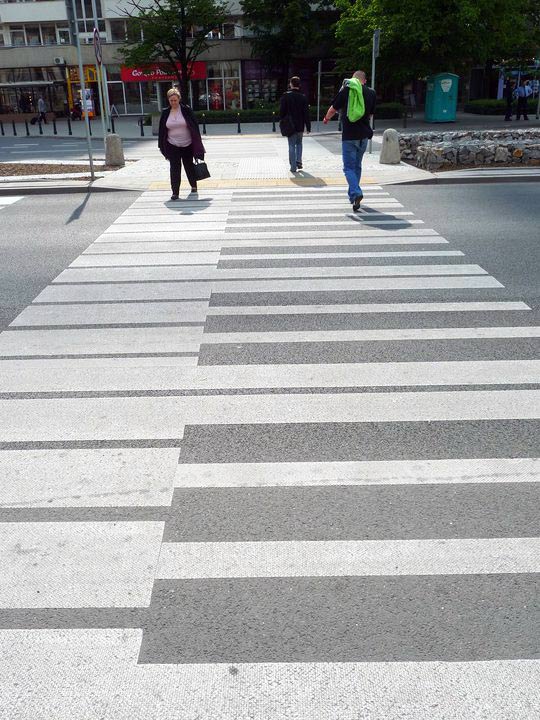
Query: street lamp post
69 0 95 180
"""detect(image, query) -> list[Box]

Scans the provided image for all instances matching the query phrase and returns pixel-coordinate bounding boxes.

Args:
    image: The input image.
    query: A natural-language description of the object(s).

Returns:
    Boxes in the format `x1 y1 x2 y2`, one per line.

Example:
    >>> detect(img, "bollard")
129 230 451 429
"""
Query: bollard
67 115 72 136
237 113 241 134
105 133 125 167
88 117 92 136
272 112 276 132
202 113 207 135
53 118 57 135
139 117 144 137
0 120 4 136
12 121 17 136
25 120 30 137
38 119 43 135
379 128 401 164
111 116 115 134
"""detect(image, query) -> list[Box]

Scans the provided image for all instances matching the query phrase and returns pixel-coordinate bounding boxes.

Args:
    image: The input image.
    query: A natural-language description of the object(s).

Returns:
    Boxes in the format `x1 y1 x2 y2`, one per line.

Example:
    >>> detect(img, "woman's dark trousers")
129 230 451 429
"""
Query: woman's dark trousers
167 143 197 194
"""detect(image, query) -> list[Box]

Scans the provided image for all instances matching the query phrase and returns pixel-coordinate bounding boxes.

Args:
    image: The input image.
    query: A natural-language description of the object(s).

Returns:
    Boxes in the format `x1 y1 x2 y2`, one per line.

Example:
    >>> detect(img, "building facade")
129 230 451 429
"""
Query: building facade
0 0 328 117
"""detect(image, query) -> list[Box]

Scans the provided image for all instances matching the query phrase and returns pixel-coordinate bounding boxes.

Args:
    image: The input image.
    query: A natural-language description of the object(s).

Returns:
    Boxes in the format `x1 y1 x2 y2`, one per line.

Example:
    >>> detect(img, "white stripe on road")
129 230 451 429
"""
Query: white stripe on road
157 537 540 578
2 630 537 720
35 276 503 303
174 457 540 488
1 390 540 441
202 325 539 345
2 359 539 393
53 264 488 283
207 301 529 315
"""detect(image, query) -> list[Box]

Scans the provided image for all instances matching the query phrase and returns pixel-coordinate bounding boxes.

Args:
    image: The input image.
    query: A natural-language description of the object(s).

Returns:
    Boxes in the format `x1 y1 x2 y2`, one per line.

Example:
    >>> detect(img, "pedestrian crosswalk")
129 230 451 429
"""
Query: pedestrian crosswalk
0 184 539 719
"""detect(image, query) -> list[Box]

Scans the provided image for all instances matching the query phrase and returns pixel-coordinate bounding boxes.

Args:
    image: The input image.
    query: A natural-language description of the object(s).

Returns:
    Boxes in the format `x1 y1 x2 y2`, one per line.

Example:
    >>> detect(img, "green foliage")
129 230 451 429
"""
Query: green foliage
148 101 404 124
464 98 539 115
120 0 229 96
334 0 540 83
240 0 333 76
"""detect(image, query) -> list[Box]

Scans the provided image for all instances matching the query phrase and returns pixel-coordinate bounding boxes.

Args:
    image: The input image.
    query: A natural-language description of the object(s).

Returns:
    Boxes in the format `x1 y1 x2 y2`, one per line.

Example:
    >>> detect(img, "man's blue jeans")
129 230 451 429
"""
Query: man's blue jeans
342 138 368 203
288 132 303 171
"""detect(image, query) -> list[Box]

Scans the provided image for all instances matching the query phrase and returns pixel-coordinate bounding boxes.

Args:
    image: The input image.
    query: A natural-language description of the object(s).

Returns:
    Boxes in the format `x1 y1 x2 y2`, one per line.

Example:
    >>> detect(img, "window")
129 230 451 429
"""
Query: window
10 27 25 46
57 28 70 44
109 19 127 42
41 26 57 45
26 25 41 46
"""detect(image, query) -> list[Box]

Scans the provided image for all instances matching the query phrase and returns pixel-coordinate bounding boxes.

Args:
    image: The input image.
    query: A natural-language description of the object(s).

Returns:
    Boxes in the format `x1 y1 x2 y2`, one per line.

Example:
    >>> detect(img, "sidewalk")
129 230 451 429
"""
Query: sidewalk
1 111 538 140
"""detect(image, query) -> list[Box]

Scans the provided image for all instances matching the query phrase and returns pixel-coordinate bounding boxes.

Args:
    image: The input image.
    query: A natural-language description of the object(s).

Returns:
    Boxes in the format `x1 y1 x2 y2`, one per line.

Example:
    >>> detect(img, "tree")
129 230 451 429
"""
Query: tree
334 0 540 86
240 0 333 82
120 0 230 98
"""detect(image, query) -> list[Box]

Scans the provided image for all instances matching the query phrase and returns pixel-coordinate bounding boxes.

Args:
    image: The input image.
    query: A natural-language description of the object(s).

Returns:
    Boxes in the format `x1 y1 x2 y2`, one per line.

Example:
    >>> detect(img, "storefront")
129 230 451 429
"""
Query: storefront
0 66 67 115
110 60 243 114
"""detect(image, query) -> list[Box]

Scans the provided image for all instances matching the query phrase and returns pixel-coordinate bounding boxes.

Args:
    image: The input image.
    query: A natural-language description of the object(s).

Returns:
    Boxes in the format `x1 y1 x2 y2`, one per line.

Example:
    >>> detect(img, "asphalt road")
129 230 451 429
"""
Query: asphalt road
388 182 540 310
0 191 138 330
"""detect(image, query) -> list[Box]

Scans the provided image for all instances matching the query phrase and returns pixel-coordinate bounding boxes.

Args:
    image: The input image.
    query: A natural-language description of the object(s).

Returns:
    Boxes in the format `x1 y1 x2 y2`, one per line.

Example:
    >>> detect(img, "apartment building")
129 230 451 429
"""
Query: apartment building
0 0 307 116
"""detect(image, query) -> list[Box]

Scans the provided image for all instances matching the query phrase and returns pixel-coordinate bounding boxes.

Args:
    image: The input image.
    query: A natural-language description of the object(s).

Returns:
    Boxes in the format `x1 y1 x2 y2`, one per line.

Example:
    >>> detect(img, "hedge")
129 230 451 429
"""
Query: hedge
464 98 538 115
145 102 405 126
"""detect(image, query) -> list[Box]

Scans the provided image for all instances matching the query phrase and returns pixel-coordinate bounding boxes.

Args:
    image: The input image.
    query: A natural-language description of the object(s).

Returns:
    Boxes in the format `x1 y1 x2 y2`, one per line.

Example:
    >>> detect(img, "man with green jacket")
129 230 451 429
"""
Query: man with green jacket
323 70 376 211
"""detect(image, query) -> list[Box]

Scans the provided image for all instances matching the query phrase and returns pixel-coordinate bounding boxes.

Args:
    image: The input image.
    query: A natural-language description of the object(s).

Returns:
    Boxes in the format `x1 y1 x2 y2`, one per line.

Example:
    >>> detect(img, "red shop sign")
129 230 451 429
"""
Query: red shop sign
120 61 206 82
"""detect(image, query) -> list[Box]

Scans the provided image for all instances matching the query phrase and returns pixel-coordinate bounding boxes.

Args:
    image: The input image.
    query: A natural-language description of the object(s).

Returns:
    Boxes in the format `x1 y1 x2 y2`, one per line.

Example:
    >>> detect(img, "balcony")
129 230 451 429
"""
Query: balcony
0 1 67 23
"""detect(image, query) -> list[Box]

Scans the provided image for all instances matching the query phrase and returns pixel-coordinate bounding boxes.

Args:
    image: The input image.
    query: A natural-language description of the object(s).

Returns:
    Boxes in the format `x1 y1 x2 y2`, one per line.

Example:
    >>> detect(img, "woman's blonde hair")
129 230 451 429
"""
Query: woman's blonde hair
167 88 181 99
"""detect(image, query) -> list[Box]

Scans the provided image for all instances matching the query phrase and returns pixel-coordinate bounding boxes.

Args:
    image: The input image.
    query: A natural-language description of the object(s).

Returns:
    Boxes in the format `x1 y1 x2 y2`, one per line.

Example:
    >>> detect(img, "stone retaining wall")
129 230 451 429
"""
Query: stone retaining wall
399 129 540 170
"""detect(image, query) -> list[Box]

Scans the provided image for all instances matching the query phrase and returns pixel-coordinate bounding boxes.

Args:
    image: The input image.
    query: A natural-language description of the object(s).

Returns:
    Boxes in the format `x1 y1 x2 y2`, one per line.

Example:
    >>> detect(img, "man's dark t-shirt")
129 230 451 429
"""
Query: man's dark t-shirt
332 84 376 140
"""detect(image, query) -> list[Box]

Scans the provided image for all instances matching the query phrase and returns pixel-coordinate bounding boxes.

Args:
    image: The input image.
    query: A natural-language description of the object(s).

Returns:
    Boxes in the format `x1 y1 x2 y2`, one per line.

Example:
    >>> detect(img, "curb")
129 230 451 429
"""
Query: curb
0 183 135 196
392 172 540 186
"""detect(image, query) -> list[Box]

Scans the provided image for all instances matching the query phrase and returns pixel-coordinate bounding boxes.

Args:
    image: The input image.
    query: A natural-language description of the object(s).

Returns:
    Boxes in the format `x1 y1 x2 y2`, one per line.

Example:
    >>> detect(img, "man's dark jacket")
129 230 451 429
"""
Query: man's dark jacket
280 90 311 133
158 104 205 159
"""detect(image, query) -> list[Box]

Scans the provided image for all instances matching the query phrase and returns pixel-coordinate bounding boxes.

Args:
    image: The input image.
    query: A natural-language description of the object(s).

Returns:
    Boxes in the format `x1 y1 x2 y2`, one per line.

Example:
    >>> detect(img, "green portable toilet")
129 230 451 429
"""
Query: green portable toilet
424 72 459 122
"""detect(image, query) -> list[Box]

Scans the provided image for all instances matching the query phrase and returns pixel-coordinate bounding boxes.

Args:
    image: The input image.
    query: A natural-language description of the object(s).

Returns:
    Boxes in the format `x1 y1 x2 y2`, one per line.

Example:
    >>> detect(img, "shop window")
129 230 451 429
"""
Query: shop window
124 82 142 114
107 82 125 114
106 65 122 81
140 81 158 112
206 63 221 79
224 78 241 109
221 61 240 78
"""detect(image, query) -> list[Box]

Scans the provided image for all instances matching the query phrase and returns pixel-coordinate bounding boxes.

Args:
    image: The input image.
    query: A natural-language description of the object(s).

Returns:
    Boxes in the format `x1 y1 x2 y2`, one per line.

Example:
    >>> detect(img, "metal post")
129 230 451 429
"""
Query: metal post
101 63 112 132
88 116 92 136
12 121 17 136
139 117 144 137
111 115 115 134
368 29 380 154
237 113 241 133
38 120 43 135
53 118 57 135
90 0 108 139
202 113 207 134
67 114 73 136
25 120 30 136
272 111 276 132
0 120 4 136
316 59 322 132
71 0 95 180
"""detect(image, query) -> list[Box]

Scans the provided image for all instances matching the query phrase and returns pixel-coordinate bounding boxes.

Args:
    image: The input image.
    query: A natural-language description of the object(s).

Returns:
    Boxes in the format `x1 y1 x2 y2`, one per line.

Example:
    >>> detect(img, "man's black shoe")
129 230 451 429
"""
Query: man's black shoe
352 195 362 212
170 194 179 201
297 163 303 169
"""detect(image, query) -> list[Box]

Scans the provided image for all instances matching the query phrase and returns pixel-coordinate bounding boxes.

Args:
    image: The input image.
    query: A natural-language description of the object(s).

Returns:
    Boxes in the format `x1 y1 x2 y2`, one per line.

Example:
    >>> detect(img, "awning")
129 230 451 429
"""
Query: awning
0 80 57 87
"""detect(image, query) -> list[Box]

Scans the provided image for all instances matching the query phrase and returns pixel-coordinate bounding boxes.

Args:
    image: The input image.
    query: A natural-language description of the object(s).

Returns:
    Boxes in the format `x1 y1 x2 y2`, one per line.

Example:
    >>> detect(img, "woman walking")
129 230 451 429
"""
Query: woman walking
158 88 205 201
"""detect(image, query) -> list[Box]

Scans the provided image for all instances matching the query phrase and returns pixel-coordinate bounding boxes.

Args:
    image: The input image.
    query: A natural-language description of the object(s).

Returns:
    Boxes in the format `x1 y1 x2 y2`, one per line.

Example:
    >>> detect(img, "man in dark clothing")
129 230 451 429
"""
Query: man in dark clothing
280 76 311 173
323 70 376 210
504 78 515 121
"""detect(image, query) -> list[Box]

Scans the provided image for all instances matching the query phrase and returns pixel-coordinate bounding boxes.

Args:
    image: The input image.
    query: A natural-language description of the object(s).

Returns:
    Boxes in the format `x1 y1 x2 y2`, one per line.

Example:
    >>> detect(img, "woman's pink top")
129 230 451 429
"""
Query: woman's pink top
166 109 192 147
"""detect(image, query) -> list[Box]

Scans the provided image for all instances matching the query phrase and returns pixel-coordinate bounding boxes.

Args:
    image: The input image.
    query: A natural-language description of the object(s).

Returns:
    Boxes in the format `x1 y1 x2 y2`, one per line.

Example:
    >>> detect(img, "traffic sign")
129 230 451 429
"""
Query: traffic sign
93 28 102 65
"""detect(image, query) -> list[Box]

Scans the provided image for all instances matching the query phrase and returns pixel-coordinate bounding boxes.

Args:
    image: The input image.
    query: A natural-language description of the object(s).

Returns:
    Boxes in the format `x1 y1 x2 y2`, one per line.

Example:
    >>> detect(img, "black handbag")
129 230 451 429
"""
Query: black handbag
279 114 296 137
193 159 210 181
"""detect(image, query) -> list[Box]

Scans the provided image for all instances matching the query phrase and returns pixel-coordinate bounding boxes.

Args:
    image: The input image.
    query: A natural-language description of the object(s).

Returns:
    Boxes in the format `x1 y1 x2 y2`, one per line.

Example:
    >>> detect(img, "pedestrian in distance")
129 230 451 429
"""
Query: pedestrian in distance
323 70 376 211
515 79 530 121
37 95 48 124
279 76 311 173
504 77 515 121
158 87 205 201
